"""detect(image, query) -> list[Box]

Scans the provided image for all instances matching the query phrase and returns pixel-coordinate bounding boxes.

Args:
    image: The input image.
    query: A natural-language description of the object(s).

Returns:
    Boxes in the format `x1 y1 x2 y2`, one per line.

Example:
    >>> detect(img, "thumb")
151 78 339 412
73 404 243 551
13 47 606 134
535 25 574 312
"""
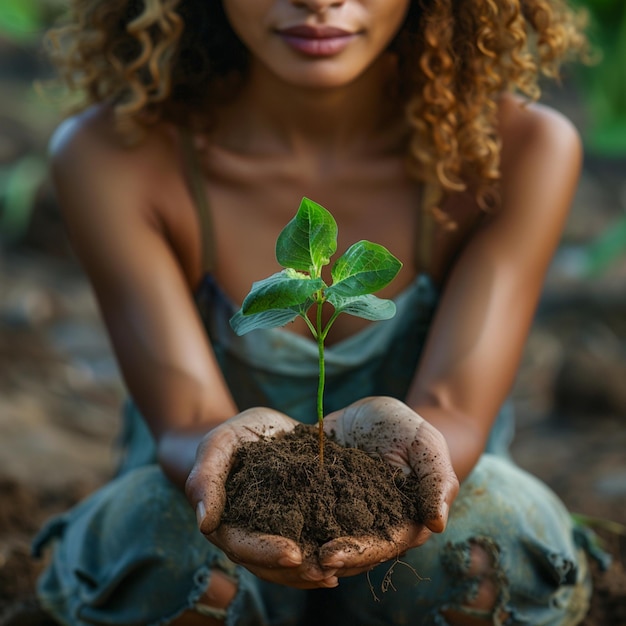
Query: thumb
420 472 459 534
184 429 238 535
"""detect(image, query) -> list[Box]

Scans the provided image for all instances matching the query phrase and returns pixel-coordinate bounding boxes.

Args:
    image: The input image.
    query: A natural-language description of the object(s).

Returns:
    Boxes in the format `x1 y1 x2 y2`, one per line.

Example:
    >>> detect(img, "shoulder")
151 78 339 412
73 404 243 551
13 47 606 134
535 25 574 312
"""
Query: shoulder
498 93 582 188
47 104 187 241
498 93 581 147
48 105 187 233
47 106 206 288
48 105 175 180
50 105 126 169
492 94 583 233
456 94 583 279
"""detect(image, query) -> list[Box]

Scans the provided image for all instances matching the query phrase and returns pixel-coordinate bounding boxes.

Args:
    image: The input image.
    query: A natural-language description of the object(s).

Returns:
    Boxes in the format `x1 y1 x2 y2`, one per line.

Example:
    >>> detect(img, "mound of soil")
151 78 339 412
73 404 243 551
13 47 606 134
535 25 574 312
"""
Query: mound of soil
222 424 427 558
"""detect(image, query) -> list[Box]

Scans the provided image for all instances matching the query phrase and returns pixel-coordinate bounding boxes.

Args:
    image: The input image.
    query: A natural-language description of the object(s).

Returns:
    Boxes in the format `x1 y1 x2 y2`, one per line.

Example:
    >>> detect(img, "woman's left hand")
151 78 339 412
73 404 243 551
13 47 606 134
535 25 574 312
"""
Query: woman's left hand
319 396 459 576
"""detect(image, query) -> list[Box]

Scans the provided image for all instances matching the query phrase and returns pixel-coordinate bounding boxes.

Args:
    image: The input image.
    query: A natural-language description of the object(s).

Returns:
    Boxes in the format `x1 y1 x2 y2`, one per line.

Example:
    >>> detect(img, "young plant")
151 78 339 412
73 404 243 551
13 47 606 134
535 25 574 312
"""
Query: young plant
230 197 402 464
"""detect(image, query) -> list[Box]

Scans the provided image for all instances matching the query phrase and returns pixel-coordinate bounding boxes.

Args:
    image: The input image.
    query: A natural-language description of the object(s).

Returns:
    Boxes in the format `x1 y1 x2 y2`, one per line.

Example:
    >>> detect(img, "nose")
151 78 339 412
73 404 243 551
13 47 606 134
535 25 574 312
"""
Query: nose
290 0 345 13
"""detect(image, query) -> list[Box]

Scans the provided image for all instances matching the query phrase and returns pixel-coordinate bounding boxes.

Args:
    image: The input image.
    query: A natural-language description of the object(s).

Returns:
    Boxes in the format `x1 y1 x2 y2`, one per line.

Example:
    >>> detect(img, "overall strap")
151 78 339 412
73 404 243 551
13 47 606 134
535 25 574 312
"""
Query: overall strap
180 129 215 273
415 182 438 276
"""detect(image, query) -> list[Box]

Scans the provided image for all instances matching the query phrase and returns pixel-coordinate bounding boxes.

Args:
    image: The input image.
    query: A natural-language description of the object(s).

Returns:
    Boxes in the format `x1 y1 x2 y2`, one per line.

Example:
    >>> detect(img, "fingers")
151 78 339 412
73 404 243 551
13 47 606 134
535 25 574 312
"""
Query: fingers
406 425 460 534
210 524 303 568
210 522 431 588
245 558 339 589
185 426 240 534
318 522 432 572
244 564 339 590
210 525 339 589
416 472 458 533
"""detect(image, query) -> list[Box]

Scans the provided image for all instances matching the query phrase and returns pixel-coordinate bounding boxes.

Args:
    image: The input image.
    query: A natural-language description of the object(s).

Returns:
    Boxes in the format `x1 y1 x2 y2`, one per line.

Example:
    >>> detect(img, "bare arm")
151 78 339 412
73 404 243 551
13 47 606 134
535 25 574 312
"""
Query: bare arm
49 110 238 489
407 99 583 481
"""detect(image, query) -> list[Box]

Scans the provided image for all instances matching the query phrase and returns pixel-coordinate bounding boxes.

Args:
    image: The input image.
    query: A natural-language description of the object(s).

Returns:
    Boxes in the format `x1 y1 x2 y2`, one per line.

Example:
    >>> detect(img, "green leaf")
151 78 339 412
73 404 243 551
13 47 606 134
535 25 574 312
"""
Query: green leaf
327 241 402 298
275 197 337 275
241 270 323 315
326 293 397 321
230 308 301 336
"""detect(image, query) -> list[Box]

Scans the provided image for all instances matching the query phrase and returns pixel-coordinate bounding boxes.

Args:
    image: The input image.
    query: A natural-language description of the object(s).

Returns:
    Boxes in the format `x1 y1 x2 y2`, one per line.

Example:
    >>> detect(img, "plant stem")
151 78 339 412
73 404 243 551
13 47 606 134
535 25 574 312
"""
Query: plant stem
316 297 325 466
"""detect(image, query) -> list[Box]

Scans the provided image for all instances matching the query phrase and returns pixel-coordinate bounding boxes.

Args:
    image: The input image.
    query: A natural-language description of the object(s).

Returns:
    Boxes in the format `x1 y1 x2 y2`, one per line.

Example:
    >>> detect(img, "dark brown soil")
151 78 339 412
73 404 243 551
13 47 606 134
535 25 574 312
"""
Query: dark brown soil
223 424 426 559
582 552 626 626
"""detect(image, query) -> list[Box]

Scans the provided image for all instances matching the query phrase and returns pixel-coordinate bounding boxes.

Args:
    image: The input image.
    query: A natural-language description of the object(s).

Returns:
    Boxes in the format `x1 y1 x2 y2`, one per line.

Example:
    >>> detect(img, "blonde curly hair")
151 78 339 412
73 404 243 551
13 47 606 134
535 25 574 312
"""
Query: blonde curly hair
45 0 588 215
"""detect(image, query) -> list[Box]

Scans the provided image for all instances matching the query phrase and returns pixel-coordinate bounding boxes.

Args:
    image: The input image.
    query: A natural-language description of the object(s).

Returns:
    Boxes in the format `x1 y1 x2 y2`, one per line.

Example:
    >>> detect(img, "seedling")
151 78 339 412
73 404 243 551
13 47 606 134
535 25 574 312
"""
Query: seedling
230 197 402 464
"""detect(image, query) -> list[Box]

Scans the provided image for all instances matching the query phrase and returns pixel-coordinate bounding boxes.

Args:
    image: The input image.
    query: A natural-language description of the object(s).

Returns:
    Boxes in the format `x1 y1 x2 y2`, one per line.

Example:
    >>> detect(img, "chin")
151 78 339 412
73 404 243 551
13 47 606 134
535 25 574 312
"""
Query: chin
278 66 368 91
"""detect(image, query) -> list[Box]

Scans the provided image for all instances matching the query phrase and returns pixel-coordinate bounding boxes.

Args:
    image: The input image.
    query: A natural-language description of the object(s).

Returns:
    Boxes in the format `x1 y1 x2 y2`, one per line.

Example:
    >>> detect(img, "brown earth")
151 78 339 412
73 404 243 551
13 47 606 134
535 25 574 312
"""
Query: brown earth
223 424 429 559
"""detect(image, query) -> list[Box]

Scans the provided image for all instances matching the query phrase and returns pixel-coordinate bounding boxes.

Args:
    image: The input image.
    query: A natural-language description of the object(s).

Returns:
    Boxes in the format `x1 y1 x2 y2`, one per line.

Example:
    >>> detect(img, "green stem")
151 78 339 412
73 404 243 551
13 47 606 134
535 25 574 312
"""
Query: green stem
321 310 341 341
316 297 325 466
301 314 318 339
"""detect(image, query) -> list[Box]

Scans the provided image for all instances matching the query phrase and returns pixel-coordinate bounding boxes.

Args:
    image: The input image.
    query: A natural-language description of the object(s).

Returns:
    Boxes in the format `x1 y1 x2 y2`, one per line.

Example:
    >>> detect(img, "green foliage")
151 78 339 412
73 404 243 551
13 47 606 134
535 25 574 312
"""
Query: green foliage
325 293 397 322
0 155 47 243
276 197 337 275
231 197 401 338
0 0 67 244
565 1 626 276
241 270 324 316
0 0 64 42
0 0 40 39
230 198 402 463
327 241 403 299
572 0 626 155
580 213 626 277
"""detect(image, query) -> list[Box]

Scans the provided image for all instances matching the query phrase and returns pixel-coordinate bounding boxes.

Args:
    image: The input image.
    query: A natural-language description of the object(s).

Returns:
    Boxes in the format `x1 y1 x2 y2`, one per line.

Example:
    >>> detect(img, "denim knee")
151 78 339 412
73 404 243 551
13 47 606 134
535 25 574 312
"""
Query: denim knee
319 455 592 625
34 465 234 625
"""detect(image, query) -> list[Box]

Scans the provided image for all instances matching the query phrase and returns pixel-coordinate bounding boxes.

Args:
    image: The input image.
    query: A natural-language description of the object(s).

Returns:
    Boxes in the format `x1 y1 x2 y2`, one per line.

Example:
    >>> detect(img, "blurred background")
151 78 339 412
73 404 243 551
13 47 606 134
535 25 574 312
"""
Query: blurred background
0 1 624 623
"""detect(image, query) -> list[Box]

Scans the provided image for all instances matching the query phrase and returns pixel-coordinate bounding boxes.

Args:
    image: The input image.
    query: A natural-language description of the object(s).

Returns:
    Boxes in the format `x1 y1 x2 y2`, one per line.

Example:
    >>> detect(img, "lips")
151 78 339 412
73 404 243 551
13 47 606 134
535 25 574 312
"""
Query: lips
279 25 354 39
277 24 357 57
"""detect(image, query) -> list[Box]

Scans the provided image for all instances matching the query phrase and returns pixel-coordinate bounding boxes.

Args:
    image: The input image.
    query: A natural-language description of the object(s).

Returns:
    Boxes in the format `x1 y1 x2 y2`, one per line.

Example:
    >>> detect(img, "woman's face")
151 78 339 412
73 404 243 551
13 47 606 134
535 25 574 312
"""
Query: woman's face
222 0 411 89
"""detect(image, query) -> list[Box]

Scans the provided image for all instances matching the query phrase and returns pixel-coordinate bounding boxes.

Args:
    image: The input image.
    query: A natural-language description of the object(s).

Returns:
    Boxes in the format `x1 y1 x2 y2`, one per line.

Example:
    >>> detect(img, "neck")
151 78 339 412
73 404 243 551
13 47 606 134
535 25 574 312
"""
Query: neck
212 54 405 158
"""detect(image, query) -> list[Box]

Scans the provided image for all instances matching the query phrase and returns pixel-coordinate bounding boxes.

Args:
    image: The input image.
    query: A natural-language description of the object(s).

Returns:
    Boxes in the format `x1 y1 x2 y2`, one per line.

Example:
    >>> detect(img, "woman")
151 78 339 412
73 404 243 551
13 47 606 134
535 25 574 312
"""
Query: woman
32 0 597 624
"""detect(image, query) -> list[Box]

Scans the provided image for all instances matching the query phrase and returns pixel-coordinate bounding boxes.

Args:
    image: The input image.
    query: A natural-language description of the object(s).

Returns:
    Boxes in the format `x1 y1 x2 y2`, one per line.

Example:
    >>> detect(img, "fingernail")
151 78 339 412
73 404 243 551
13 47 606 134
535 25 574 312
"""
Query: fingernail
322 560 344 569
278 556 300 567
196 501 206 528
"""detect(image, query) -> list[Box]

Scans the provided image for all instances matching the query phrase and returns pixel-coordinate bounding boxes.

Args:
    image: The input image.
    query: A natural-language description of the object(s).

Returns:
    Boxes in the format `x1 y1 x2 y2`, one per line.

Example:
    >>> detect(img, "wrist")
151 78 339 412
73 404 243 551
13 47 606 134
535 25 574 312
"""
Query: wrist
156 427 211 491
412 405 486 482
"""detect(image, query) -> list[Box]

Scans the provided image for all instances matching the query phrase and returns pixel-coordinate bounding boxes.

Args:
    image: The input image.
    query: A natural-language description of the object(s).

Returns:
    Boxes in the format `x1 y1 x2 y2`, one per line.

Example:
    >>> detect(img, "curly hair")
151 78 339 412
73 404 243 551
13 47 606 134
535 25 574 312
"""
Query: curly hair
45 0 589 214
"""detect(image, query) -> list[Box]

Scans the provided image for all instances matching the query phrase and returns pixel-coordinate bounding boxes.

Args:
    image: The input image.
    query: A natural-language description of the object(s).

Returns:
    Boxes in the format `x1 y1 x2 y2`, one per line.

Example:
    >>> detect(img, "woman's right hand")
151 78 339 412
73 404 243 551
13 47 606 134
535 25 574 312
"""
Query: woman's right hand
184 409 342 589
